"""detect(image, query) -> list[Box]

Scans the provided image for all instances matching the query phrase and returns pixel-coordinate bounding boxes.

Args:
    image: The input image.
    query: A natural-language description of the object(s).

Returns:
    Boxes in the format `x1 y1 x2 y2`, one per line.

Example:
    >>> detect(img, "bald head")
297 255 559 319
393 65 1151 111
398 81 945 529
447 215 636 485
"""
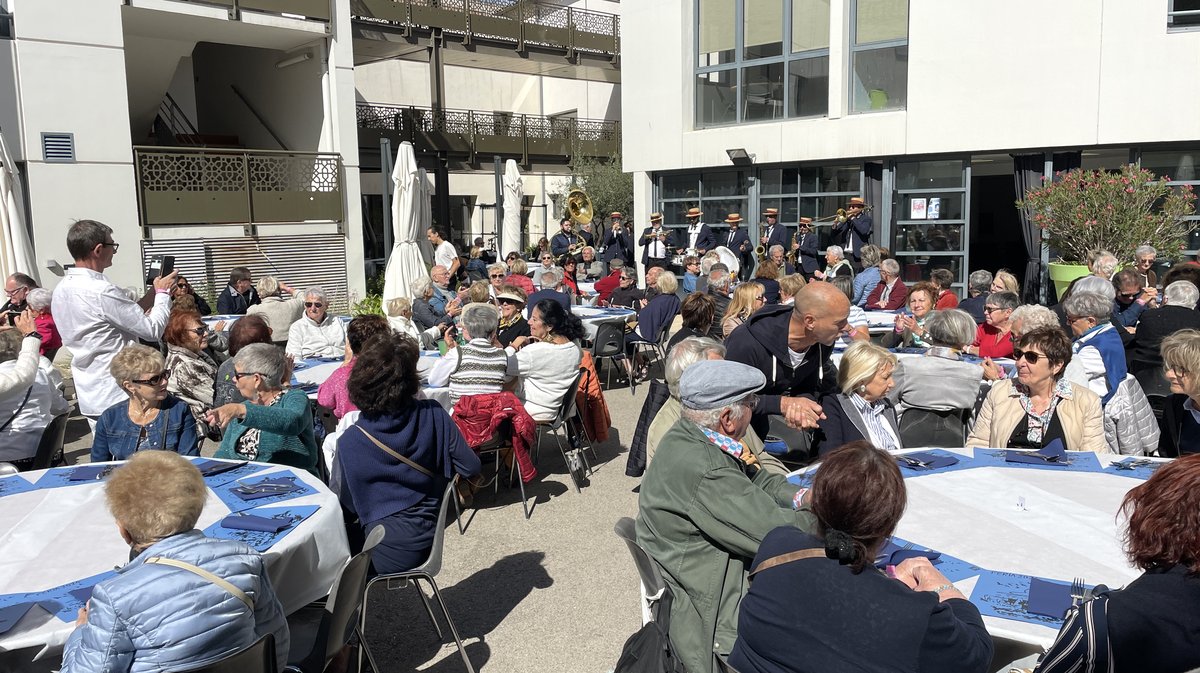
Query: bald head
795 281 850 319
791 281 852 349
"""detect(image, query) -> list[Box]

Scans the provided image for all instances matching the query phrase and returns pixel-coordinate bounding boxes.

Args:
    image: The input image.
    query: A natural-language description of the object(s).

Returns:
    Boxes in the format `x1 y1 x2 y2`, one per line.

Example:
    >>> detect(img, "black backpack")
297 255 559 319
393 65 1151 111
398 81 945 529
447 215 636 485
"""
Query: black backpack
613 591 683 673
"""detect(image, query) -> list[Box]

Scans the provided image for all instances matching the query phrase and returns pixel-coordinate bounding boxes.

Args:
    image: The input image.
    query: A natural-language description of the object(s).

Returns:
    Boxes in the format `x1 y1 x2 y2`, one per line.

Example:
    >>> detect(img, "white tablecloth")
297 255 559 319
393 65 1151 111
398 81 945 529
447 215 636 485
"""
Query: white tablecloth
293 356 449 410
0 462 349 657
791 449 1152 648
571 305 635 341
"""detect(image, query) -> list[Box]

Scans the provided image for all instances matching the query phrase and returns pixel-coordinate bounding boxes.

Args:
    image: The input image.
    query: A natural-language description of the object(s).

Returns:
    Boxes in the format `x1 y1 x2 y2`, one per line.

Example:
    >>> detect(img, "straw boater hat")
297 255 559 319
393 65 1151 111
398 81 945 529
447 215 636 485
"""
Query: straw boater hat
724 213 743 224
846 197 867 208
763 208 779 217
798 216 813 226
610 212 623 219
496 289 526 305
649 213 663 223
685 207 703 218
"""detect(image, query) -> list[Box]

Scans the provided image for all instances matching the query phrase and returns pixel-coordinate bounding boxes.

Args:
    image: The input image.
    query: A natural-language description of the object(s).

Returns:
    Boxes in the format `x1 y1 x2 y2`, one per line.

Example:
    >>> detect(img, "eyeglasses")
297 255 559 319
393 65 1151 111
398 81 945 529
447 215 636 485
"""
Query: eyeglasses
489 274 506 279
233 371 264 381
189 326 209 336
983 306 1006 313
755 295 766 303
1117 292 1140 300
4 286 27 296
1067 314 1092 323
131 370 170 386
1012 349 1048 365
304 302 324 308
101 242 120 250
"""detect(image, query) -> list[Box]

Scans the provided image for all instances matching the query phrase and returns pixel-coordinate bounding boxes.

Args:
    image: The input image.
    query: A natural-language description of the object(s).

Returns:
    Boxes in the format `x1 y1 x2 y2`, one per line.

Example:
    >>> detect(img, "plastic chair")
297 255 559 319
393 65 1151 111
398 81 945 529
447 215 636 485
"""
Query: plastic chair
897 408 969 448
360 479 475 673
533 369 591 492
286 526 384 673
592 321 626 388
613 517 670 626
32 412 69 470
473 419 532 520
171 633 276 673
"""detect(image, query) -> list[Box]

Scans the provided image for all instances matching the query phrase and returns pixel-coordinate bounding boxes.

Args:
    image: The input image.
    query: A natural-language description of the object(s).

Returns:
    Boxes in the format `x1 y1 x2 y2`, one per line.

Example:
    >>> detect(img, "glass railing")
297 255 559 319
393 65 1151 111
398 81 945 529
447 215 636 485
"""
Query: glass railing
134 147 344 227
354 0 620 56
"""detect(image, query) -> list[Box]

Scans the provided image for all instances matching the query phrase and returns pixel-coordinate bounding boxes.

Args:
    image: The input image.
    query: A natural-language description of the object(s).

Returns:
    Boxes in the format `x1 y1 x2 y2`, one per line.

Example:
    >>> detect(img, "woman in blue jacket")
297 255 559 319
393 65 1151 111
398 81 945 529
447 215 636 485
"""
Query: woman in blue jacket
60 451 289 672
91 344 200 463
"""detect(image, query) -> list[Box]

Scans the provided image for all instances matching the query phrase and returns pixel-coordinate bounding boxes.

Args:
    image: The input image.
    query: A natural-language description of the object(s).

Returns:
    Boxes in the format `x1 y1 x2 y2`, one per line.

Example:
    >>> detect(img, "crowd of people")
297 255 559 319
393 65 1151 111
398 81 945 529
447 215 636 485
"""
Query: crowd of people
7 212 1200 673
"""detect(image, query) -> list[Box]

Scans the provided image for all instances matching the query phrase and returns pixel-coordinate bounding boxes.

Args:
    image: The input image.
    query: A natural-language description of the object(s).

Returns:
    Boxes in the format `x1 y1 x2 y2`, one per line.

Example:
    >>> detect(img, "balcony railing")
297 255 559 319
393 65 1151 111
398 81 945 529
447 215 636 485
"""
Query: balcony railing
357 103 619 162
134 147 344 229
354 0 619 57
167 0 332 22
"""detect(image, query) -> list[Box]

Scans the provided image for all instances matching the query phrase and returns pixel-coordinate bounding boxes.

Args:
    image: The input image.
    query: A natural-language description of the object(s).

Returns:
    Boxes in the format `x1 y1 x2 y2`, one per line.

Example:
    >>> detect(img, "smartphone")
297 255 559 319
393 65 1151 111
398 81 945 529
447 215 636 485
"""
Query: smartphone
146 255 175 284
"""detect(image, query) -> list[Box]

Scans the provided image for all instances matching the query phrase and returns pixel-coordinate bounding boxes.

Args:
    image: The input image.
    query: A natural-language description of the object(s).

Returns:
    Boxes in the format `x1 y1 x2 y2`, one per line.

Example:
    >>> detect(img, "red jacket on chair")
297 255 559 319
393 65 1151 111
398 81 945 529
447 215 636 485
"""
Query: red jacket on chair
453 391 538 482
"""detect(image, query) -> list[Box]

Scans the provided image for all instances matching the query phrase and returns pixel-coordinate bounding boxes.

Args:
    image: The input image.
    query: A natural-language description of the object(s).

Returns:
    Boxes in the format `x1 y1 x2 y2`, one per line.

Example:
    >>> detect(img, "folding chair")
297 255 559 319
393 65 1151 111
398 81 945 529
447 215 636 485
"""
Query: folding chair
473 419 532 520
592 321 626 388
32 412 70 470
361 479 475 673
172 633 275 673
533 369 591 492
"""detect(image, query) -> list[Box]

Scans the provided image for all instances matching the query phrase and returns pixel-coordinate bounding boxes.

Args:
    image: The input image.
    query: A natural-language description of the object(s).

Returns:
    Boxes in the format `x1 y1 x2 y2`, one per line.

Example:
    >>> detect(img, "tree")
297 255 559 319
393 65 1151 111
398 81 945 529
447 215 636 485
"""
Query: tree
561 152 633 224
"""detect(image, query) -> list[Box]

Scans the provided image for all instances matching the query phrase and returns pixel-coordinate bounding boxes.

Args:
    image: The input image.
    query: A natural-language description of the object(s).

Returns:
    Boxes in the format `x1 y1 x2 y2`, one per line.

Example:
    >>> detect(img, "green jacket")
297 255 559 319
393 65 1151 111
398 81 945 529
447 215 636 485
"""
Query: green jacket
214 389 318 475
635 419 816 673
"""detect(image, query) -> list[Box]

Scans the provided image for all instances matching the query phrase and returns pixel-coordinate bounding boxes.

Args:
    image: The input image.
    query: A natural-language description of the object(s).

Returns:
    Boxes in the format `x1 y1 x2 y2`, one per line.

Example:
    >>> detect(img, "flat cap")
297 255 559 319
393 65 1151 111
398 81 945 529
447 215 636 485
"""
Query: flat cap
679 360 766 410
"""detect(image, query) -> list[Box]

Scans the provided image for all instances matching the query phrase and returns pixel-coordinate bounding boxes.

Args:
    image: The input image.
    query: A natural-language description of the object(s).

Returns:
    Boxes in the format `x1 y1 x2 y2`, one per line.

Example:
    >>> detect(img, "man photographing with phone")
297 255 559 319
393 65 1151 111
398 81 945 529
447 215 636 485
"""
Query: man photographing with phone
52 220 177 429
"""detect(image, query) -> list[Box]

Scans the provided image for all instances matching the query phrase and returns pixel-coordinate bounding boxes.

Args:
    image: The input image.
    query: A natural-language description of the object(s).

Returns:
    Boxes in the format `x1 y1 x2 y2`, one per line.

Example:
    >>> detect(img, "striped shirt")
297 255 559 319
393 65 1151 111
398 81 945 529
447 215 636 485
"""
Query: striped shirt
448 338 509 405
1033 595 1112 673
848 393 900 451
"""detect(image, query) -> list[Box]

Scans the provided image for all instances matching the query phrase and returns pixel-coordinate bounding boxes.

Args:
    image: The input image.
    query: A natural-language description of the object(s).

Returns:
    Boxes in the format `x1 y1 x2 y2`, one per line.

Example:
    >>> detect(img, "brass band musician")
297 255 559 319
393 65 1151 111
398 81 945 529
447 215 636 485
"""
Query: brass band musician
759 207 790 252
601 211 635 266
550 217 587 259
723 213 752 281
640 212 676 270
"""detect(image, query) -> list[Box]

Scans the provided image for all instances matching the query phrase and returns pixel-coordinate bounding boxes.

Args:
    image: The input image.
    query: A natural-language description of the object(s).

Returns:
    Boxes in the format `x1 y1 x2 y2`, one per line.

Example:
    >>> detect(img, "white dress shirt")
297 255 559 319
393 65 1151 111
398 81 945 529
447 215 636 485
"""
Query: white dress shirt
647 228 666 258
688 224 701 250
0 336 39 397
434 240 458 268
286 314 347 358
0 360 69 461
52 268 171 416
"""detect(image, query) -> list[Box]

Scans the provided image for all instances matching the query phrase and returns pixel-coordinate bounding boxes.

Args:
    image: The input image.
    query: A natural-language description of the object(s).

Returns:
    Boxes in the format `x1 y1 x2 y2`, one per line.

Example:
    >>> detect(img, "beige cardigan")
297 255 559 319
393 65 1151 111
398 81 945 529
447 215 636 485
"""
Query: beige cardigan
967 379 1109 454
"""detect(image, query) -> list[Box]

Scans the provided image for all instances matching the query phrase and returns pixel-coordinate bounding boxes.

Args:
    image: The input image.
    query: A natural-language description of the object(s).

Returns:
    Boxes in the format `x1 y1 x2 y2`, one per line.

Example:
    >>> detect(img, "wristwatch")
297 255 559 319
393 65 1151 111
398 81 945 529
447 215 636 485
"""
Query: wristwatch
22 330 43 341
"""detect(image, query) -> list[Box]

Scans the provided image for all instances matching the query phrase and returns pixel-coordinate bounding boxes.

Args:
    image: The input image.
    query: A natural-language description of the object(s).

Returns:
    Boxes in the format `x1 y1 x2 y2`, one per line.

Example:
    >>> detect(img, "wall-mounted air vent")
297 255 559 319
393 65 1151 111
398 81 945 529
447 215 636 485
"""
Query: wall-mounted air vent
41 132 75 163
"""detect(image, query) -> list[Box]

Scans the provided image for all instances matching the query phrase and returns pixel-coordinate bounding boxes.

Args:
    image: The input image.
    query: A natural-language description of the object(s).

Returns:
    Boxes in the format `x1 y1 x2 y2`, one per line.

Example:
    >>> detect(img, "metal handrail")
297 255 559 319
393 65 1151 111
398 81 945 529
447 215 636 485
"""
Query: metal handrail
356 103 620 141
133 145 340 158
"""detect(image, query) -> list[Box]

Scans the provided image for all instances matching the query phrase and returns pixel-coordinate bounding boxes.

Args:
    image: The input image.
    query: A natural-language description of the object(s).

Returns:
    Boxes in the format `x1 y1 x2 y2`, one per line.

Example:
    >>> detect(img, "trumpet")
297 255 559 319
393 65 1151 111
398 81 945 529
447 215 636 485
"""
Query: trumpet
811 208 848 225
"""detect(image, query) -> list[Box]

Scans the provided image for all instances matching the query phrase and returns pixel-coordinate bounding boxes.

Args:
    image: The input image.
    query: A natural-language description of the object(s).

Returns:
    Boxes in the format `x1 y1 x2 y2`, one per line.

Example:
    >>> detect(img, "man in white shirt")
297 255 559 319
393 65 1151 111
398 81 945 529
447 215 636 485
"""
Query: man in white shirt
286 287 347 358
428 228 461 278
52 220 176 425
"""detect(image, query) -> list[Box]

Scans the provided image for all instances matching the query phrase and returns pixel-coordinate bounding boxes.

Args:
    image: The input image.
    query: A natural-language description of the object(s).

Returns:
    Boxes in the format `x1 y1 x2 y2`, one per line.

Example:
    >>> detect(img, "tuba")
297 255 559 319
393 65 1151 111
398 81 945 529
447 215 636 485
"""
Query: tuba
565 187 593 227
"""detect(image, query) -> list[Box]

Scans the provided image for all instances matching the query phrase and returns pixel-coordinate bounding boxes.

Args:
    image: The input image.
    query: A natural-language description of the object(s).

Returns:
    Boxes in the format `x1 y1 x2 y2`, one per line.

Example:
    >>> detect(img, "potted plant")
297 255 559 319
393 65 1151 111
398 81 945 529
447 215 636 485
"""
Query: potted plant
1018 163 1196 300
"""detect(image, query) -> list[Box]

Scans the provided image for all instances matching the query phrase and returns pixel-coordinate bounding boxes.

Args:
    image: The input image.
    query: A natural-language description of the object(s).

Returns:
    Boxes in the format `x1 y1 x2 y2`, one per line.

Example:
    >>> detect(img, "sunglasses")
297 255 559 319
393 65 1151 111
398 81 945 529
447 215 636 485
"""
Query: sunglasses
983 306 1006 313
1012 349 1048 365
498 298 521 306
304 302 324 308
489 274 506 278
1117 292 1140 300
131 370 170 386
755 296 766 302
190 326 209 336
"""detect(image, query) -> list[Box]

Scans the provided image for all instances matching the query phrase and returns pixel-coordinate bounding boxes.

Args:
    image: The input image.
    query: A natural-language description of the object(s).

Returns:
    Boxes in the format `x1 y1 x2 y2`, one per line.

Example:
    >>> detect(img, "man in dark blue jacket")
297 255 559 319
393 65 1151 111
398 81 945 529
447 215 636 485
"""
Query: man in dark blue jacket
758 208 790 256
724 282 848 441
640 212 676 270
832 197 873 269
215 266 261 315
600 212 634 267
793 217 821 279
683 207 716 255
720 213 753 280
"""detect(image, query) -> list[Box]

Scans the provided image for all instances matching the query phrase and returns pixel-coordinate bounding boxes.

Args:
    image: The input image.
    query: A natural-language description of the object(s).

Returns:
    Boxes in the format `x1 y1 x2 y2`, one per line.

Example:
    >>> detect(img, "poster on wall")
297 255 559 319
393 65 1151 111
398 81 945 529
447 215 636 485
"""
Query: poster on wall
927 198 941 220
910 198 927 220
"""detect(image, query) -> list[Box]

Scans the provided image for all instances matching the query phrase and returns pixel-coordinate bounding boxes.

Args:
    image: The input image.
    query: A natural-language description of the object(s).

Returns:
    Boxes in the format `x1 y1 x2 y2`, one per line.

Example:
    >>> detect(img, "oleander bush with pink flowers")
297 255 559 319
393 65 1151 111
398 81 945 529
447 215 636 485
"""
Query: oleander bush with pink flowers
1017 163 1196 263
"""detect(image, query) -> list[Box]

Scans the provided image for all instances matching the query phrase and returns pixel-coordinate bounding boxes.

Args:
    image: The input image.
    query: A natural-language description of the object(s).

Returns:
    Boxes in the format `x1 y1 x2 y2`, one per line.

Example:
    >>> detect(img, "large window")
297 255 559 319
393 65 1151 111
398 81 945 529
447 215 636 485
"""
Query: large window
658 171 752 241
759 164 861 249
1138 148 1200 251
849 0 908 113
1169 0 1200 30
696 0 830 127
892 159 969 289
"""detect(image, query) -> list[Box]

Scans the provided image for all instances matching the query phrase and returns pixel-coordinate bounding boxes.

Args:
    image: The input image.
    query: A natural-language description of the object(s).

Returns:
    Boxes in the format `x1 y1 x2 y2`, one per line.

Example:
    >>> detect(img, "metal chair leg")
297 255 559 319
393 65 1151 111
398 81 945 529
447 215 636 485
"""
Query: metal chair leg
422 574 477 673
413 582 444 639
356 625 381 673
509 457 531 520
555 429 583 492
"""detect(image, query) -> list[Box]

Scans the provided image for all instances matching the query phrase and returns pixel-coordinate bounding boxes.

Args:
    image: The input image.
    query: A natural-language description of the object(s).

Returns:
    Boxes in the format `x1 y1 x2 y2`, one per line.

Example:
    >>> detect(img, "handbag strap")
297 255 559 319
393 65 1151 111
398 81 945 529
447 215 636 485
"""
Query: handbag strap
748 548 826 579
355 425 434 477
144 556 254 611
0 386 33 434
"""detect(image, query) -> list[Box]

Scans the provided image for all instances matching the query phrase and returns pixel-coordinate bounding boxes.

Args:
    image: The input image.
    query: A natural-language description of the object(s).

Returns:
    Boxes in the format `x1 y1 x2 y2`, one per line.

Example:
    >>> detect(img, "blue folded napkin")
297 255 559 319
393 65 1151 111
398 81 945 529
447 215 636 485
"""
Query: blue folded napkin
892 347 928 355
0 602 36 635
232 476 300 501
1005 438 1068 467
1027 577 1073 617
896 452 959 470
67 465 114 481
873 540 942 569
762 436 789 456
220 513 292 533
194 460 247 477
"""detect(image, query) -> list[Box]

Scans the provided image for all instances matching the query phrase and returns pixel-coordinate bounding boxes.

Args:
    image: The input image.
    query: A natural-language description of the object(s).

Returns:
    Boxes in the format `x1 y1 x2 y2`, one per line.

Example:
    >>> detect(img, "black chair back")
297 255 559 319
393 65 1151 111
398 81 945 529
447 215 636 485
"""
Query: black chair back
613 517 670 623
32 413 69 470
898 407 968 448
170 633 275 673
593 322 625 358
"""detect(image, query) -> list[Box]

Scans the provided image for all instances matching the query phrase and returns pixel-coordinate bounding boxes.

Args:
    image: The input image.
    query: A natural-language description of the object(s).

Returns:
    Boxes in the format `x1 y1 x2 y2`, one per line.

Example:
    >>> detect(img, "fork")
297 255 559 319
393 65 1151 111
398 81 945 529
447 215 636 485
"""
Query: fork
897 455 930 469
1070 577 1085 607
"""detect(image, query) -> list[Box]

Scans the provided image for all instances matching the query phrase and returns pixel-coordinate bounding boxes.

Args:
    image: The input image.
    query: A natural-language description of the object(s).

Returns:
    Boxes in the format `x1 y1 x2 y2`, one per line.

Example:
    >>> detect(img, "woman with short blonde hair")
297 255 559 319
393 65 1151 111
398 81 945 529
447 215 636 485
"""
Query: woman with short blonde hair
92 344 200 462
1162 329 1200 455
817 341 902 455
722 281 764 337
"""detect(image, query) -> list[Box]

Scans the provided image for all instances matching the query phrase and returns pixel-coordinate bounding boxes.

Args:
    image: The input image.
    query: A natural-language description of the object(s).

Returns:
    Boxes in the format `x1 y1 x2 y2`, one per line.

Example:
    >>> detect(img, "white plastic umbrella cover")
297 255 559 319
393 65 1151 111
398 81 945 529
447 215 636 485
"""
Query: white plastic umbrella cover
382 142 429 302
0 131 35 285
501 160 523 259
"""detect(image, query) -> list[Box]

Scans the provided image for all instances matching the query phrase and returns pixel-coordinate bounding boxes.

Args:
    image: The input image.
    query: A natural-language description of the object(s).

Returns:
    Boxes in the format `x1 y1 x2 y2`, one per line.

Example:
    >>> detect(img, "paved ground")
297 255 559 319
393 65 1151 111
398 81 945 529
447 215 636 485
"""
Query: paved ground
60 361 650 673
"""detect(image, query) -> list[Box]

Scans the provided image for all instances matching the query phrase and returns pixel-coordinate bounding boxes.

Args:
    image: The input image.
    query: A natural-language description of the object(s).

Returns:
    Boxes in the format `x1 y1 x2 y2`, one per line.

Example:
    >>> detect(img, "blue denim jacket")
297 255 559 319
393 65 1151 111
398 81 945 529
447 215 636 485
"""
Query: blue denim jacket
91 395 201 462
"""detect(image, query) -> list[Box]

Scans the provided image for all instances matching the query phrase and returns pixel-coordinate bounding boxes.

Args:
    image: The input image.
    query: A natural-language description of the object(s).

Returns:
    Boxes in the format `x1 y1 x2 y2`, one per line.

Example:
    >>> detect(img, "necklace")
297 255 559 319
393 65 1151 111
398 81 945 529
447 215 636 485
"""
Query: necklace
128 401 160 426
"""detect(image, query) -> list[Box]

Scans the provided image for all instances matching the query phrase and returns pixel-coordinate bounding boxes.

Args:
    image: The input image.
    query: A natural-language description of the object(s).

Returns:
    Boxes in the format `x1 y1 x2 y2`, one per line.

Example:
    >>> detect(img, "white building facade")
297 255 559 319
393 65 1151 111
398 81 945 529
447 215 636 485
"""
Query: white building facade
621 0 1200 295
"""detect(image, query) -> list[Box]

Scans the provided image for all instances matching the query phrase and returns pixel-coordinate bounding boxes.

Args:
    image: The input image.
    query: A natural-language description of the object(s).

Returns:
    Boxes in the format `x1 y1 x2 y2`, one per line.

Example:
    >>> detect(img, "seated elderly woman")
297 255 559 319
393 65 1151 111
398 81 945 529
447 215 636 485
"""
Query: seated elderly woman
623 271 682 381
1159 329 1200 456
991 268 1020 294
1010 304 1061 341
966 290 1018 358
92 344 199 462
504 257 536 295
722 281 764 338
486 261 509 300
505 299 585 422
317 315 392 420
580 246 604 281
1062 290 1127 406
59 451 289 673
814 245 853 280
246 275 301 345
830 276 871 348
169 274 212 316
816 342 902 455
728 442 992 673
1031 454 1200 672
754 260 782 304
385 297 438 349
495 285 532 347
25 287 62 358
931 268 959 310
411 275 459 332
882 281 937 349
335 330 482 573
778 273 806 306
209 343 319 474
558 254 581 297
667 292 716 350
286 287 346 359
428 302 512 405
851 245 882 306
889 309 999 447
164 309 219 430
213 314 273 407
967 326 1108 453
0 330 68 468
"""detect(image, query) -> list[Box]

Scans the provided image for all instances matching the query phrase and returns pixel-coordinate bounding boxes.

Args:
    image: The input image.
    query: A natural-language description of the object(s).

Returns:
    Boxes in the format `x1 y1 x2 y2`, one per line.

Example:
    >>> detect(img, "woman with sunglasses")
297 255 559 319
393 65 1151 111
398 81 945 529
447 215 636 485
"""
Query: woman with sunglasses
209 343 318 474
966 290 1018 358
558 254 581 298
91 344 200 462
495 285 532 347
722 282 765 338
169 274 211 316
163 309 221 439
967 326 1107 453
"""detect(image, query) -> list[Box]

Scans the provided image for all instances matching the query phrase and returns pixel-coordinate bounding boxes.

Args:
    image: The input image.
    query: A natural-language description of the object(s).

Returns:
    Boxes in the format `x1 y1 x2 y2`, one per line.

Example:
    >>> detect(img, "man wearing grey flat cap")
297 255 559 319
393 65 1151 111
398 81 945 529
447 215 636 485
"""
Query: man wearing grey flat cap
636 360 818 673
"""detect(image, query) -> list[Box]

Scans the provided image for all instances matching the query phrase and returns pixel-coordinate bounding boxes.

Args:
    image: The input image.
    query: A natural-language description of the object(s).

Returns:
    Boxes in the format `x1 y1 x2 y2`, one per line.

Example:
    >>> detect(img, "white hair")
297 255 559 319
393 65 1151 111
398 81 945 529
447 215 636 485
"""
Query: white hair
1093 253 1119 279
1063 291 1113 322
26 288 52 311
1134 245 1156 259
879 258 901 276
1010 304 1059 337
769 244 784 255
680 397 752 430
1072 274 1116 301
665 337 726 398
826 245 844 260
304 287 327 304
1165 280 1200 310
410 276 433 298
